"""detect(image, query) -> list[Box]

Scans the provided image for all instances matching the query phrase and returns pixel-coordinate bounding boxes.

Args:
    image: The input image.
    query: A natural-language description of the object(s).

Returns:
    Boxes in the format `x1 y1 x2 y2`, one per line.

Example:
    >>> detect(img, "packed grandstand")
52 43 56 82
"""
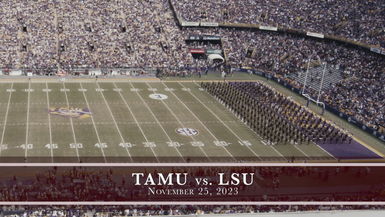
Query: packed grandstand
2 205 385 217
0 0 384 215
0 0 383 140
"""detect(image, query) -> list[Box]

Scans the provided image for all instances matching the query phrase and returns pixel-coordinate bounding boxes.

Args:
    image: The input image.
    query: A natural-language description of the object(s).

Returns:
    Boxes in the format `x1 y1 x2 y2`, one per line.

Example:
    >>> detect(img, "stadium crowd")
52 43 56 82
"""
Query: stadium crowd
186 27 385 134
224 29 385 133
2 205 385 217
0 0 192 72
0 0 384 135
171 0 385 47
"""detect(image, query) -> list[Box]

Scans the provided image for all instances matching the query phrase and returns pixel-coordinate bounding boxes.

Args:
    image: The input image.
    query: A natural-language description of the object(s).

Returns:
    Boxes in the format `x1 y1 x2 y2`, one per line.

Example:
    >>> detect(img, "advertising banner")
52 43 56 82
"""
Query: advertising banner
259 25 278 31
200 22 219 27
206 49 223 55
307 32 325 38
202 35 221 41
190 48 205 54
181 21 200 27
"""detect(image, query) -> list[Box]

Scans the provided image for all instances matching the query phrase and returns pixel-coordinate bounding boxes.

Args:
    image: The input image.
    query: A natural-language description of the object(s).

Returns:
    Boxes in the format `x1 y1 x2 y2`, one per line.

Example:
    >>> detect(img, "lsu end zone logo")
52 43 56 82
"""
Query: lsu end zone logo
176 128 199 136
48 107 92 119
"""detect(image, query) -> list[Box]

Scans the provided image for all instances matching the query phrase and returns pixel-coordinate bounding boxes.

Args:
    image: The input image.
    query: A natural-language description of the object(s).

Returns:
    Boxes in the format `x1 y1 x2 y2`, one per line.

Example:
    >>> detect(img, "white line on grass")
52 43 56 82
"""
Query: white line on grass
96 82 132 162
147 82 210 160
187 82 282 160
128 81 186 162
160 82 236 161
62 82 80 162
0 83 14 157
294 145 309 157
316 144 336 159
24 81 31 162
113 82 159 162
79 82 107 163
192 81 288 159
258 81 335 159
45 82 54 162
0 120 239 127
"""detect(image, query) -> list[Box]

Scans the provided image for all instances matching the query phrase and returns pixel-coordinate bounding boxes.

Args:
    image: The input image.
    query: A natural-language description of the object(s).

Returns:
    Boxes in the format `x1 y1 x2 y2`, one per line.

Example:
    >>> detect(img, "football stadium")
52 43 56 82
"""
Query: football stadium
0 0 384 215
0 78 383 163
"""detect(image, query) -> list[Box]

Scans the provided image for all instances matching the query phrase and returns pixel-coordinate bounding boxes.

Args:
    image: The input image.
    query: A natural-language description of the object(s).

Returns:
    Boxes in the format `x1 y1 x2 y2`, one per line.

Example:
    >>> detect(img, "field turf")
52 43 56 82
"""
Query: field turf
0 79 382 163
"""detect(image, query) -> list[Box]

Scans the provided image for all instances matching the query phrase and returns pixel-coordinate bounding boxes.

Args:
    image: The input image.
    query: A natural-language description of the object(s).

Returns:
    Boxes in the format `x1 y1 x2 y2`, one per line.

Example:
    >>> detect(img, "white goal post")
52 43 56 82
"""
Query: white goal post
301 55 327 115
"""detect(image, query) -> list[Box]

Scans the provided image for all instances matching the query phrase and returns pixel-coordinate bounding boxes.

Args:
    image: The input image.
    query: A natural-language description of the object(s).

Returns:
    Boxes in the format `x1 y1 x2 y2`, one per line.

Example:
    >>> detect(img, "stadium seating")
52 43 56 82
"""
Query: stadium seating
0 0 383 137
171 0 385 48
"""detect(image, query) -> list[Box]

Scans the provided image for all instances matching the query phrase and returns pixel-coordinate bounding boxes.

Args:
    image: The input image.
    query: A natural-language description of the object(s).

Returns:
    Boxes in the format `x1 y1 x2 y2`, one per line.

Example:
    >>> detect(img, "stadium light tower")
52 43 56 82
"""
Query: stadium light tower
301 54 326 115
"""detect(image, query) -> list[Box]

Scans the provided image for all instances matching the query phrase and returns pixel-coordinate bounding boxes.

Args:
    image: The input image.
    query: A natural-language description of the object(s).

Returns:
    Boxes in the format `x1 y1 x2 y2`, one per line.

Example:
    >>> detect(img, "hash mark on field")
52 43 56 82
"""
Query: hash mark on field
0 120 238 127
113 82 159 162
192 81 286 160
79 82 107 163
148 82 210 160
186 82 265 160
129 81 185 162
0 83 14 157
0 100 218 106
163 83 232 160
96 82 132 161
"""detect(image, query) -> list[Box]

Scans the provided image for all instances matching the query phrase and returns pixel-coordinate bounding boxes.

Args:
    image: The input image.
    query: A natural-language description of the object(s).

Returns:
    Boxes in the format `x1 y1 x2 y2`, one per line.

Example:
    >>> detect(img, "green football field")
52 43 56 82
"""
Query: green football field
0 78 379 163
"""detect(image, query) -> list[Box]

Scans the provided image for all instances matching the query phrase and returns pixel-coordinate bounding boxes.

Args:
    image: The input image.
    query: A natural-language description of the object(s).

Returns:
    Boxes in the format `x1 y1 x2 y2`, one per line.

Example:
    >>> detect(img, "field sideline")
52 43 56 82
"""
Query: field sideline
0 77 382 163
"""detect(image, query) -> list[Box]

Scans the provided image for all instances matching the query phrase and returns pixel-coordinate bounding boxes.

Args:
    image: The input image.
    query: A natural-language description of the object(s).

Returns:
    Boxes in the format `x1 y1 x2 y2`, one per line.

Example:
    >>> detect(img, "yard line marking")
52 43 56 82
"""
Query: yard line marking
128 81 185 162
24 81 31 161
147 82 210 160
79 82 107 163
113 82 159 162
45 82 54 163
0 120 239 127
96 82 132 162
62 82 80 162
192 81 287 159
187 82 280 160
0 83 14 157
294 145 309 158
313 142 336 159
160 82 234 161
